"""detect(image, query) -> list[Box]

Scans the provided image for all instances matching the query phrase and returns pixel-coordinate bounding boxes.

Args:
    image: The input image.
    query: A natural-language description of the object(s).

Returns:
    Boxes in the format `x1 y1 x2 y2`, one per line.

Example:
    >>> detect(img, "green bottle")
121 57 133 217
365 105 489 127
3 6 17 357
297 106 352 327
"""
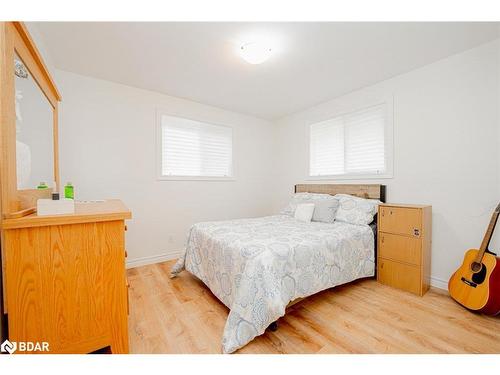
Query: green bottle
37 181 48 189
64 182 74 199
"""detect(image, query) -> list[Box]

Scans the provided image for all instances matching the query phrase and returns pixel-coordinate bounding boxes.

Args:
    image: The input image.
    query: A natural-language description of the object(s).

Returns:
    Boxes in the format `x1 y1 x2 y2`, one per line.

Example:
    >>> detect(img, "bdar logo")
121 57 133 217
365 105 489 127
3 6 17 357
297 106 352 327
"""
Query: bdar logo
1 339 17 354
1 339 49 354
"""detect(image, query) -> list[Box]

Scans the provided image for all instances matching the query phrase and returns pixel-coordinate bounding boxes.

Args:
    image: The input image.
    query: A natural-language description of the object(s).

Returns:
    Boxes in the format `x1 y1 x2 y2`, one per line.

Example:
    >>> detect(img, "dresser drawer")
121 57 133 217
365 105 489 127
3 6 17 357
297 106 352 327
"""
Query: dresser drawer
378 258 421 295
379 233 421 265
379 206 422 237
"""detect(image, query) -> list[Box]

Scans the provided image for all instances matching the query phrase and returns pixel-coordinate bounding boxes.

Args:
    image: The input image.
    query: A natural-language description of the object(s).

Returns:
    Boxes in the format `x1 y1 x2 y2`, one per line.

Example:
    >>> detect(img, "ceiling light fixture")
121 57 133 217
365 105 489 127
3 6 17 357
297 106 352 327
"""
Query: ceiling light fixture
239 42 273 65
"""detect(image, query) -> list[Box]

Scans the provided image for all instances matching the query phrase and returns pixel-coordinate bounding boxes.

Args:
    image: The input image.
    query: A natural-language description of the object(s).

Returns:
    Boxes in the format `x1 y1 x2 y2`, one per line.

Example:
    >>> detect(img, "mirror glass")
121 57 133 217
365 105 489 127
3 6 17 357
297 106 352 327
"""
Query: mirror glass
14 52 54 190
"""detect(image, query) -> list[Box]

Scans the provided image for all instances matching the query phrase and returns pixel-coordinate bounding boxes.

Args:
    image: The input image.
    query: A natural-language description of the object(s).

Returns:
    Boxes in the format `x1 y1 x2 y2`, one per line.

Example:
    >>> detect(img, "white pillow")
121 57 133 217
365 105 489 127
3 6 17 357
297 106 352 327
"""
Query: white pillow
335 194 381 225
294 203 315 223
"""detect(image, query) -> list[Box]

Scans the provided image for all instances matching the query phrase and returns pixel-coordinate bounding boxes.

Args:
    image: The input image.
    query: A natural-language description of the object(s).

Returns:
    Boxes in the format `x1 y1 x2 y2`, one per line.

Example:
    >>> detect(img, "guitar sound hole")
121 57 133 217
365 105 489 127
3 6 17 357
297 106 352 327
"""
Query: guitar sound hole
471 263 487 284
471 262 482 273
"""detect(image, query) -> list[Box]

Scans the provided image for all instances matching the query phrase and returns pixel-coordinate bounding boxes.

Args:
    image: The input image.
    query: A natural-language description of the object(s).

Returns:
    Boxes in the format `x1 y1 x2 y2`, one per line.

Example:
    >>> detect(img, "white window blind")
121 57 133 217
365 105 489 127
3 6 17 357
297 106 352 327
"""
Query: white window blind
160 115 233 178
310 104 386 177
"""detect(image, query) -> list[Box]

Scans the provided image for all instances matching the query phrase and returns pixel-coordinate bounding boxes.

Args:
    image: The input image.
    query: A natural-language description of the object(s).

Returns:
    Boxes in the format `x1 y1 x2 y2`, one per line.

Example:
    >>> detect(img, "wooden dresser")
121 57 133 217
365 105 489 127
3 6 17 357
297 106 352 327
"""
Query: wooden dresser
377 203 432 296
1 200 131 353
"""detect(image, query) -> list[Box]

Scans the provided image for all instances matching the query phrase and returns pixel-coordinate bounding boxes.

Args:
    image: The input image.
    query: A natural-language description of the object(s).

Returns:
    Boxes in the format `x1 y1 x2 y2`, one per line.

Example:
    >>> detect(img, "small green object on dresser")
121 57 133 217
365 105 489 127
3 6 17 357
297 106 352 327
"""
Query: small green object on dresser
64 182 74 199
37 181 48 189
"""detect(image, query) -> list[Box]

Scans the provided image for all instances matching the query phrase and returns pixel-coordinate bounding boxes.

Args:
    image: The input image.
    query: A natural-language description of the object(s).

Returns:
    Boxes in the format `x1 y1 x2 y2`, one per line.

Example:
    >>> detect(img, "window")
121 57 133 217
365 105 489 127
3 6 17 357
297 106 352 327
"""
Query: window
158 114 233 179
309 103 392 179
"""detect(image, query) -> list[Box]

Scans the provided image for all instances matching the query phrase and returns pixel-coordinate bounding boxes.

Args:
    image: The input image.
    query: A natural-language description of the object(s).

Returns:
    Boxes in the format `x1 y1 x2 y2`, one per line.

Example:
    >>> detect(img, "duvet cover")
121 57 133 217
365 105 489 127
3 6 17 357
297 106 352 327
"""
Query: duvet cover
171 215 375 353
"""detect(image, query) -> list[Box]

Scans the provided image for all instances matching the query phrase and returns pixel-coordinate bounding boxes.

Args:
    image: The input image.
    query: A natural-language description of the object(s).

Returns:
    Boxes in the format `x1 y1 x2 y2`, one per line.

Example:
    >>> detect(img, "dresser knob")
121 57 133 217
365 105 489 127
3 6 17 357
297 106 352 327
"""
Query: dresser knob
414 228 420 236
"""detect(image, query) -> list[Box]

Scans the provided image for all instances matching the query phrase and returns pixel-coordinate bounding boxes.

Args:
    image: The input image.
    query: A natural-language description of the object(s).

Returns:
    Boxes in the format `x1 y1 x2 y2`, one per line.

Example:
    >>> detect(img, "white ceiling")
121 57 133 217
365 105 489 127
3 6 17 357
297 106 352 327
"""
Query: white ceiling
34 22 499 120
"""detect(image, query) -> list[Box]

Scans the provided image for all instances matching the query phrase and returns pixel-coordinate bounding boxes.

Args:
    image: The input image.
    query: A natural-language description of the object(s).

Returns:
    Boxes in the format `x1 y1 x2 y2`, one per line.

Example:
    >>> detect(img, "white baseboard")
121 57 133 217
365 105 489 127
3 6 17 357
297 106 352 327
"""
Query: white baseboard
430 276 448 290
126 251 181 269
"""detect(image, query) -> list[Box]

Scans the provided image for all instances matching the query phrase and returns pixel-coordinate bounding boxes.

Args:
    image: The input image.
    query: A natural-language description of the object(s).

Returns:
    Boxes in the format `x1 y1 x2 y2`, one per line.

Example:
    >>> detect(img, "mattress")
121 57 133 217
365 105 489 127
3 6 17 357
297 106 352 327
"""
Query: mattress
171 215 375 353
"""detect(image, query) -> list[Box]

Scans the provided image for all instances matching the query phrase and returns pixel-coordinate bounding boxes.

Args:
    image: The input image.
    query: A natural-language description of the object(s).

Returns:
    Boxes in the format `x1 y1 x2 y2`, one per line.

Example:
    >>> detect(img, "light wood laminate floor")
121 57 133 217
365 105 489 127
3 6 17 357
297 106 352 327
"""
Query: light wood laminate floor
127 260 500 354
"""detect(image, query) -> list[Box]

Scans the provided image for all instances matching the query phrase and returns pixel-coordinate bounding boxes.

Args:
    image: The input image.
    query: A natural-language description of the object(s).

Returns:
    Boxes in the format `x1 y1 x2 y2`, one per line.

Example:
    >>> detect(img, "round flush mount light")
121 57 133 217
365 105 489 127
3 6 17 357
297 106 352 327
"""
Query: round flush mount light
239 42 273 64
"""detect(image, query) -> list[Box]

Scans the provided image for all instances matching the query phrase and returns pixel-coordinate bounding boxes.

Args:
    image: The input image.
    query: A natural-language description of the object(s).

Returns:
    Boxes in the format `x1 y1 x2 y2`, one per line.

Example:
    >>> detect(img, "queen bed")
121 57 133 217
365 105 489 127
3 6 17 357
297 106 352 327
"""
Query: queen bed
171 184 386 353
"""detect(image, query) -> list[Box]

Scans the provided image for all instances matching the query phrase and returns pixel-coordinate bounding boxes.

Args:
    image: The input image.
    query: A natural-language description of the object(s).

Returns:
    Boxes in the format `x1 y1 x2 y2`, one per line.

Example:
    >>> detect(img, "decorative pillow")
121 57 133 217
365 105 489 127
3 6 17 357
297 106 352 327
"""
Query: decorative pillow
294 203 315 223
280 193 338 222
335 194 381 225
311 199 339 223
280 193 309 216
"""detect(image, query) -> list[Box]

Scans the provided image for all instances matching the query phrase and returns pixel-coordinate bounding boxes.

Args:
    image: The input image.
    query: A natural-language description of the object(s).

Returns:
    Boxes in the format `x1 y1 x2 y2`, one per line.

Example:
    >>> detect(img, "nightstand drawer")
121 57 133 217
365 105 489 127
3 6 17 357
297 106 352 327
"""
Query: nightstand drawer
378 258 421 295
379 233 421 265
379 206 422 237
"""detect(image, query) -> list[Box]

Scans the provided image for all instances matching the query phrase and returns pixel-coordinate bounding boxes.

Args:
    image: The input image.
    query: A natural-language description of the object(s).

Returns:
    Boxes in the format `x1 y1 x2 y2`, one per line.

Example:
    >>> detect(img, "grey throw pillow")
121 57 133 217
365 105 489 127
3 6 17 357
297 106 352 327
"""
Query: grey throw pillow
312 199 339 223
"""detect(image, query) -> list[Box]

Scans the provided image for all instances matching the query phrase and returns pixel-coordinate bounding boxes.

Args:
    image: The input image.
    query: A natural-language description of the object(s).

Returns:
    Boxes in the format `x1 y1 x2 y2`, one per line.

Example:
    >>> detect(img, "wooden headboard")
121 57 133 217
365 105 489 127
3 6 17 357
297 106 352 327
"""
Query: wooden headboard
295 184 386 202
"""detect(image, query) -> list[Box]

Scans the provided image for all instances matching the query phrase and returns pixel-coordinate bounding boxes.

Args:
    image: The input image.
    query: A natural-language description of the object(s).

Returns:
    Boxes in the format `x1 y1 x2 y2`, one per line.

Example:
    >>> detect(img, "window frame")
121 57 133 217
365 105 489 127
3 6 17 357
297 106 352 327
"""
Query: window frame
307 98 394 181
156 110 236 181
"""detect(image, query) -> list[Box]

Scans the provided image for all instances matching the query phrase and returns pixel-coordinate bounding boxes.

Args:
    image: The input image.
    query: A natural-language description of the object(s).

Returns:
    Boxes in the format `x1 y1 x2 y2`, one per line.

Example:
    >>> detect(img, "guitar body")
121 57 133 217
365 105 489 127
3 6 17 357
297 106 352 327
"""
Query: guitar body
448 249 500 315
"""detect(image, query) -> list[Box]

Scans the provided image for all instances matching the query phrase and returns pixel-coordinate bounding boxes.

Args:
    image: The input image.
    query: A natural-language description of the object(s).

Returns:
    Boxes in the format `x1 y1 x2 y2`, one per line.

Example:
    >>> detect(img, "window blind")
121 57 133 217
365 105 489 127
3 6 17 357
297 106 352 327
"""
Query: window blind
310 104 386 177
160 115 233 177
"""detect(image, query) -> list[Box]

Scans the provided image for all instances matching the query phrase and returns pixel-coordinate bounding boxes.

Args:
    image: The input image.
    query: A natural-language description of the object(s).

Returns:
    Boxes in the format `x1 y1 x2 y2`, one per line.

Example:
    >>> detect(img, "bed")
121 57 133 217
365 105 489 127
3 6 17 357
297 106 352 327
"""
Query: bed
171 184 386 353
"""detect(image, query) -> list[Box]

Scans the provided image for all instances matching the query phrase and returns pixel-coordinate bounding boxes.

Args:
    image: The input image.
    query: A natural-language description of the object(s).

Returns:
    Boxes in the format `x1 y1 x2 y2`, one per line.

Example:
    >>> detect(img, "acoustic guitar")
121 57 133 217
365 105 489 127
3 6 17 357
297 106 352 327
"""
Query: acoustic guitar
448 203 500 316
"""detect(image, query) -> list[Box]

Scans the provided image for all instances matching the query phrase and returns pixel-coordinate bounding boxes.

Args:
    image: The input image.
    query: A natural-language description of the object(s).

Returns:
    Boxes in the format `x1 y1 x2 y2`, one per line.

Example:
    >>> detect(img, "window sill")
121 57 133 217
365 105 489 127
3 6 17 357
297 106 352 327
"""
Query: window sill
157 176 236 182
307 173 393 181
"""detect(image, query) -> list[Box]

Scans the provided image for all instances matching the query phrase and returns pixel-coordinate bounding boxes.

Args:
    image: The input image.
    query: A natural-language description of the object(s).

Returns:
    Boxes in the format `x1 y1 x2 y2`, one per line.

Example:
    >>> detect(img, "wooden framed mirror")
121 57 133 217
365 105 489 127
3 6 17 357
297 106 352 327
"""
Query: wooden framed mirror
0 22 61 219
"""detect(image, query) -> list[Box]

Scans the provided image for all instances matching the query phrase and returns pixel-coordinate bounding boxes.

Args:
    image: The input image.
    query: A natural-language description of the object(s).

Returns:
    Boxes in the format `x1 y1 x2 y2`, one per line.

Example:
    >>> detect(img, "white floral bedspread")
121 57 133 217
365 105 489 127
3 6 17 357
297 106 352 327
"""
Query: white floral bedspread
171 215 375 353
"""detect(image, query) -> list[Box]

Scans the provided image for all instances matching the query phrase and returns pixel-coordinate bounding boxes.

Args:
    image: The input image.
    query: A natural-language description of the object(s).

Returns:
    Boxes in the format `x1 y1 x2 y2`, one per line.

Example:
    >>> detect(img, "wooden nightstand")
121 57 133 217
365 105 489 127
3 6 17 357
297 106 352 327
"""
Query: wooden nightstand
377 203 432 296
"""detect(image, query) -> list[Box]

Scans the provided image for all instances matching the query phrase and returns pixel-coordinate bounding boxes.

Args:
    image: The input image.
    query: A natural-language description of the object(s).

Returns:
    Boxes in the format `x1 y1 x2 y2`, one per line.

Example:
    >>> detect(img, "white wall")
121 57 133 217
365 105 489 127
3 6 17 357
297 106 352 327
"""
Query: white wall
25 23 56 72
273 40 500 289
55 70 275 266
51 36 500 288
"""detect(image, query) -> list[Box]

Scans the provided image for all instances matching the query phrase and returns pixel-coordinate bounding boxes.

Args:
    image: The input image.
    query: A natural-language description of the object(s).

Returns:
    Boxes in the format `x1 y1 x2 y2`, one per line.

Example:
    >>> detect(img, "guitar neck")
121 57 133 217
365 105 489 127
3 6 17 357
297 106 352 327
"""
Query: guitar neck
478 207 500 260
